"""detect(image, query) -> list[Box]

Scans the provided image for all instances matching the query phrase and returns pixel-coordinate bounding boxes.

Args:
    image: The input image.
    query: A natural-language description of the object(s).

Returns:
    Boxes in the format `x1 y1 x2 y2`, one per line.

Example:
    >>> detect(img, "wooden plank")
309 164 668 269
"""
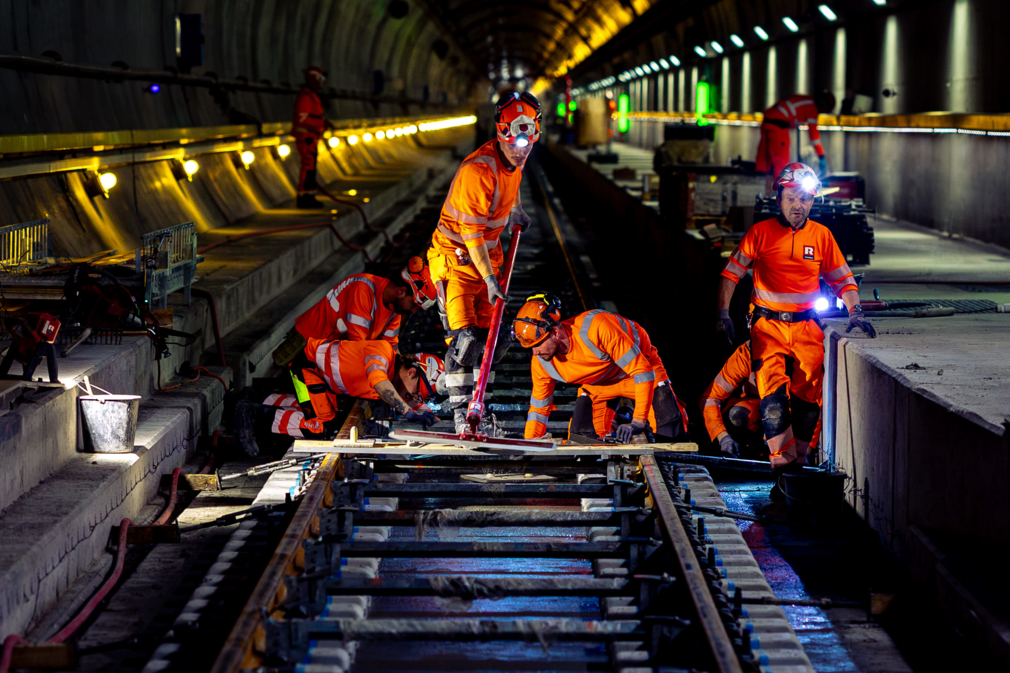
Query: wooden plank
10 643 76 669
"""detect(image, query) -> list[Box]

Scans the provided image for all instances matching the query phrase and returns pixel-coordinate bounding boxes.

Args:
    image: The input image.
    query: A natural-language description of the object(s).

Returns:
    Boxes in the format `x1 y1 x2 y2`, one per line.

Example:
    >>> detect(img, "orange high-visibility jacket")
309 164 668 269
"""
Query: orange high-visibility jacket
701 341 760 441
722 217 857 312
432 140 523 267
304 338 396 399
764 95 825 157
293 87 326 136
526 310 663 438
294 274 400 349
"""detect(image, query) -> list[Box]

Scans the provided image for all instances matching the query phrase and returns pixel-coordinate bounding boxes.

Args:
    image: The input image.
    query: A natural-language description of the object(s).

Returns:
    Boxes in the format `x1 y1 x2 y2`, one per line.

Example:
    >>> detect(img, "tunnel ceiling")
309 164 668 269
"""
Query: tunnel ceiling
421 0 661 82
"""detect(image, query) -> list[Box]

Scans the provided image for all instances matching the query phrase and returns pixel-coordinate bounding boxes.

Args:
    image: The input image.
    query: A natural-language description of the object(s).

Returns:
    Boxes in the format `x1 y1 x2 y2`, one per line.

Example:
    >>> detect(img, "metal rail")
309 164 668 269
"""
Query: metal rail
0 219 49 268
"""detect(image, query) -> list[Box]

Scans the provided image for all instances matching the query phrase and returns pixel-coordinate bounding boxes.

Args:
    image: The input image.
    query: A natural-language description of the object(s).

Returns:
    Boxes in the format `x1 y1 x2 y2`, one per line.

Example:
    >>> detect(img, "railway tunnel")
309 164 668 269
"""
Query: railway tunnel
0 1 1009 672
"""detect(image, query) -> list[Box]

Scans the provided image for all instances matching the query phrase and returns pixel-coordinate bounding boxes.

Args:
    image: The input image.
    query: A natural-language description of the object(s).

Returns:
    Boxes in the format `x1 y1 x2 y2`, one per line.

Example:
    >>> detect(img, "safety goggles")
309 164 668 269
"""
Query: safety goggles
511 316 552 348
495 91 541 115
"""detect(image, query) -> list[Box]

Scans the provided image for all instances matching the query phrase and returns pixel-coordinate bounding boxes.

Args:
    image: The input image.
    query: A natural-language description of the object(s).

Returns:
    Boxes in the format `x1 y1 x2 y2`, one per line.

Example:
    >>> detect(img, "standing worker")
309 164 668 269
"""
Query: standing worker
293 66 336 208
716 163 875 498
756 91 835 184
427 91 540 434
515 296 689 444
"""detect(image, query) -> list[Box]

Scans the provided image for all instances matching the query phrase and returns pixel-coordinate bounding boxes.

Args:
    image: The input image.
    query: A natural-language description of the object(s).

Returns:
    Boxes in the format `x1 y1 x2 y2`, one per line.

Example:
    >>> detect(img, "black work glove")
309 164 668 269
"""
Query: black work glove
845 308 877 338
511 208 532 233
716 308 735 346
718 434 741 458
615 419 647 444
404 409 438 429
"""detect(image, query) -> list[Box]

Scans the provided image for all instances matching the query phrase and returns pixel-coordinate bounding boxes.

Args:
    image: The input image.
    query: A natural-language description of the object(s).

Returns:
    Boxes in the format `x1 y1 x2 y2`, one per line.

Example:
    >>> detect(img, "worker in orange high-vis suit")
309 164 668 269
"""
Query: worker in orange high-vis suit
756 92 835 184
236 342 439 455
428 91 541 435
514 296 689 444
701 341 762 458
716 162 875 500
293 66 336 209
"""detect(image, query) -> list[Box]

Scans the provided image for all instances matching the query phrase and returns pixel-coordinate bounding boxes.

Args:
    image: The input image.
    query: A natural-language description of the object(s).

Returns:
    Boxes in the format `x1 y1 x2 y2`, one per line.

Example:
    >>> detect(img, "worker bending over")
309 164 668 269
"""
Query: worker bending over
238 341 439 454
273 257 436 367
293 66 336 208
701 341 763 458
717 163 875 497
515 296 689 443
756 92 835 182
427 91 540 434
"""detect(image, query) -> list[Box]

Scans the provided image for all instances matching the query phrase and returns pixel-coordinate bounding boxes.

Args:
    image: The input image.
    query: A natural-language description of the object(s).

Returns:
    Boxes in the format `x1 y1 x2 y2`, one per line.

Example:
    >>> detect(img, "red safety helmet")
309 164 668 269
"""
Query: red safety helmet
304 66 325 82
401 256 436 310
774 162 821 195
495 92 542 147
413 352 446 397
512 293 561 348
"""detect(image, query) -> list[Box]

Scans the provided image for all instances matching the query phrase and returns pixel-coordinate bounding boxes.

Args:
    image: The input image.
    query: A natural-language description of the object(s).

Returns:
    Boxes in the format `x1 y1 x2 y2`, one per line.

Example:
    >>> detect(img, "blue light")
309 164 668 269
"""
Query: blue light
149 83 161 94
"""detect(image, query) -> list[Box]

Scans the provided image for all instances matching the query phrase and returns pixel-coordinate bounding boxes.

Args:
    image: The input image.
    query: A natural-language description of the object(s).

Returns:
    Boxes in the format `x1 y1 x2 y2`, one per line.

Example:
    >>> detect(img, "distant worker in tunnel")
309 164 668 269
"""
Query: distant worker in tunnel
294 66 336 208
756 91 835 184
428 91 540 435
515 296 689 444
716 163 875 499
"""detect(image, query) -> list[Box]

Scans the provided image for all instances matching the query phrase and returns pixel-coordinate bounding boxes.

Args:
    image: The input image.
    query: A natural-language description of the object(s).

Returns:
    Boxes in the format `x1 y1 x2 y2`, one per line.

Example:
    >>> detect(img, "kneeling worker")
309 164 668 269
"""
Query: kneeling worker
716 163 875 496
514 296 688 443
701 341 762 458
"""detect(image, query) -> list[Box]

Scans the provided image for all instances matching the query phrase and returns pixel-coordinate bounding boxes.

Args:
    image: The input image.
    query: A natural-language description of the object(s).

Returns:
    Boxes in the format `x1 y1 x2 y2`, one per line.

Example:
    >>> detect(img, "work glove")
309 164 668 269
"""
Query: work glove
818 156 828 176
718 434 740 458
484 275 507 305
615 419 647 444
510 208 532 233
845 308 877 338
716 309 735 346
403 408 438 429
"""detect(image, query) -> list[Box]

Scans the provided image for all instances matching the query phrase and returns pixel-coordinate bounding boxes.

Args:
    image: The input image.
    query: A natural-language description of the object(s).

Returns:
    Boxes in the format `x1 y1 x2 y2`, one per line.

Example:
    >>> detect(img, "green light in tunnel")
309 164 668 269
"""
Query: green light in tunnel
617 93 630 133
568 100 577 111
557 101 566 116
618 94 629 114
696 81 711 126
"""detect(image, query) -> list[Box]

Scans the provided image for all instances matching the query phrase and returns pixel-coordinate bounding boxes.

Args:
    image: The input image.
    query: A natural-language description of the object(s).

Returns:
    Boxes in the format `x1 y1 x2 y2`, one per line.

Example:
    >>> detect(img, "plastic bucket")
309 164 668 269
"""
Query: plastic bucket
79 395 141 453
781 470 848 526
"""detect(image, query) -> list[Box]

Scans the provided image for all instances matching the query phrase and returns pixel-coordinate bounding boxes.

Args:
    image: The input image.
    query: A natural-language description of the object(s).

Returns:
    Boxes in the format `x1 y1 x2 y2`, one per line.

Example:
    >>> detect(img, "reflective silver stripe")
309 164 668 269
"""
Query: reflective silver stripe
633 371 656 384
811 138 822 145
383 327 399 338
785 99 798 117
530 393 553 407
714 372 734 392
588 363 626 386
704 398 722 407
724 261 748 279
615 345 640 370
527 411 549 424
577 310 609 362
444 373 473 387
327 276 377 316
540 358 567 382
775 104 790 118
366 363 385 374
752 287 822 304
335 318 348 334
437 223 465 244
485 215 509 229
348 313 372 328
461 231 484 241
824 263 853 282
731 249 753 266
444 202 487 225
364 354 388 367
317 341 346 395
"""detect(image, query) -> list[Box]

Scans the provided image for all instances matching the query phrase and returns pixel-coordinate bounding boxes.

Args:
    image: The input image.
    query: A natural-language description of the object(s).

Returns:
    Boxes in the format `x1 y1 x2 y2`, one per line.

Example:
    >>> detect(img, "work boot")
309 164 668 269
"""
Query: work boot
476 410 506 438
234 401 261 457
296 193 325 209
769 461 804 502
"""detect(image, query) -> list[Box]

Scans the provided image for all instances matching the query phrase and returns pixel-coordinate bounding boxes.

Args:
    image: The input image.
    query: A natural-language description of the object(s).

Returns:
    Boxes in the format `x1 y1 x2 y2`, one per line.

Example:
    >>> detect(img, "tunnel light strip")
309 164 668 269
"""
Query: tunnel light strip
418 116 477 132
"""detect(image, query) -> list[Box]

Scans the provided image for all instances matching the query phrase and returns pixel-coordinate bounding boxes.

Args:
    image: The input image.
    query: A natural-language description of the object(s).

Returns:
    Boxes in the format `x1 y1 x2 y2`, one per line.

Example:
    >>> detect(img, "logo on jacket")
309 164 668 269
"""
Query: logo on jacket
802 245 815 260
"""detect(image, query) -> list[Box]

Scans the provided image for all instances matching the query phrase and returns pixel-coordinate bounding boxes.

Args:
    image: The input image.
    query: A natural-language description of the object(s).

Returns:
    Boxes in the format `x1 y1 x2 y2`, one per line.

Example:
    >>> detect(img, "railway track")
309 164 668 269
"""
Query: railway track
141 162 812 673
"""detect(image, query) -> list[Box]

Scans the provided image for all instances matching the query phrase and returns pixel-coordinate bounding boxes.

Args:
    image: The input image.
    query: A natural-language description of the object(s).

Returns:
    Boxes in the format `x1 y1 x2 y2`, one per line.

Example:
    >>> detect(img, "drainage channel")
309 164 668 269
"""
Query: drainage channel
146 161 814 673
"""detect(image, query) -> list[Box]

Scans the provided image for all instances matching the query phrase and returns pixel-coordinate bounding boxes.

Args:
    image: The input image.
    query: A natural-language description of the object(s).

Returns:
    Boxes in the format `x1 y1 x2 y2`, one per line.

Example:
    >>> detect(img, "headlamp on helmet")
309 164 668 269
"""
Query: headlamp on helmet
401 256 436 310
774 162 821 196
512 293 561 348
495 92 542 146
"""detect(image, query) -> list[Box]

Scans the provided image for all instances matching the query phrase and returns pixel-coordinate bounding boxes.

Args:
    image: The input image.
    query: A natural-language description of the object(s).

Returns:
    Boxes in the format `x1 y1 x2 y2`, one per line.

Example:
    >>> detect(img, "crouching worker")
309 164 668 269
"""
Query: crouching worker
701 341 765 459
514 295 689 444
236 341 438 455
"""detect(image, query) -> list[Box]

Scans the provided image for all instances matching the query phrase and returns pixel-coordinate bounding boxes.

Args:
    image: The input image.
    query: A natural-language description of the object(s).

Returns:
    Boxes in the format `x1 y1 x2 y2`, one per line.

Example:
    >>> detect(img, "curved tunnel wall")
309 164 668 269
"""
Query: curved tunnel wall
0 0 475 135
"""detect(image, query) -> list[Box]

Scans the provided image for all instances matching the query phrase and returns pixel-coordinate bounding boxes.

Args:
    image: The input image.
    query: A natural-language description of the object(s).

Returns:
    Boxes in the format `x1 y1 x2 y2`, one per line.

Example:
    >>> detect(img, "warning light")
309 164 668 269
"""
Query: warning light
394 128 404 136
617 94 630 133
347 189 358 196
148 83 161 94
556 101 566 116
277 143 291 159
568 100 577 111
99 172 117 191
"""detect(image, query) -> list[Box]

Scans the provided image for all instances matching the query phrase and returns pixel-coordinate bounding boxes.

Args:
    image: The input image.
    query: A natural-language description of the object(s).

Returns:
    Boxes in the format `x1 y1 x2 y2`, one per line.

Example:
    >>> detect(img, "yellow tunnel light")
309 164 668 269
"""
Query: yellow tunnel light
276 143 291 159
99 172 118 191
328 136 340 148
348 135 359 145
375 130 386 140
408 124 418 133
394 127 404 136
387 128 395 138
363 132 373 142
183 159 200 179
347 189 358 196
240 150 255 169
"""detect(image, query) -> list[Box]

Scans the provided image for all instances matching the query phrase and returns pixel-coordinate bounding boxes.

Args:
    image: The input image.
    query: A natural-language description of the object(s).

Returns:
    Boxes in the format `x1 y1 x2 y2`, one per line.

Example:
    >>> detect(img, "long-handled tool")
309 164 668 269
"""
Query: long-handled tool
390 223 556 452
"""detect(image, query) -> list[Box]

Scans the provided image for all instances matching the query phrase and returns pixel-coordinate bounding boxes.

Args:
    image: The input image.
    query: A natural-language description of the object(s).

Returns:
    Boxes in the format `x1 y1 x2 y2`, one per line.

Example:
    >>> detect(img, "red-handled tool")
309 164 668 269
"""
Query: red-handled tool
466 223 523 433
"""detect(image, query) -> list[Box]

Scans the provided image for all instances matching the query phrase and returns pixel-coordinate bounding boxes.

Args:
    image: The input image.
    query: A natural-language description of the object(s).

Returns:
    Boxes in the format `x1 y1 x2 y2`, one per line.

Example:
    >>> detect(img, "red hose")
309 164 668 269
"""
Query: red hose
193 366 229 390
0 635 26 673
48 519 133 644
154 469 181 526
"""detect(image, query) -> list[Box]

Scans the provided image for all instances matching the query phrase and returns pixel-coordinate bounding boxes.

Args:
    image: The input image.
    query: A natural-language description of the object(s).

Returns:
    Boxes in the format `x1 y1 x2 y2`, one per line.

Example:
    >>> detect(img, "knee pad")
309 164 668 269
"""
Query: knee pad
727 404 752 430
568 394 597 438
652 385 681 428
760 389 792 439
791 395 821 442
449 326 482 366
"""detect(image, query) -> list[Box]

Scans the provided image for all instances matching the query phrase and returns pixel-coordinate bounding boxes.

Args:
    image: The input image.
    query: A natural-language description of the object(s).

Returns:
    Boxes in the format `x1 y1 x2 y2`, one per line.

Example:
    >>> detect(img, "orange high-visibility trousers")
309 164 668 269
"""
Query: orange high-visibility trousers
750 317 824 469
427 249 501 337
